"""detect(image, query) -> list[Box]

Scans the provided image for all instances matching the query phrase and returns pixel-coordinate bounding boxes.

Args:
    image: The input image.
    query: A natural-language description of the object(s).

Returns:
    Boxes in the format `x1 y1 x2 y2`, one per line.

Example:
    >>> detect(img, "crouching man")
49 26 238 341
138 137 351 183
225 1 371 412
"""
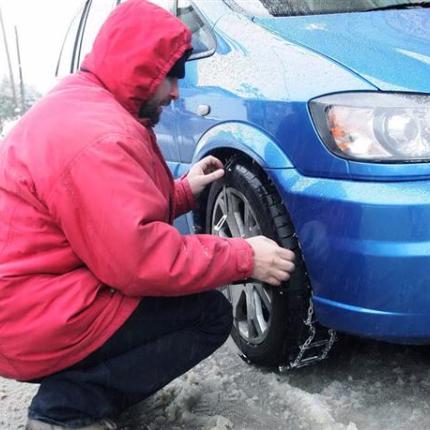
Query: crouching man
0 1 295 428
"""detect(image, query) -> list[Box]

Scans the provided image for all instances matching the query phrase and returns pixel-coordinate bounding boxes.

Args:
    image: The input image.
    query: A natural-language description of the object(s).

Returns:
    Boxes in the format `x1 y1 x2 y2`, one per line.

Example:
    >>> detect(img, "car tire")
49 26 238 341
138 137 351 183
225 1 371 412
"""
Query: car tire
205 158 311 366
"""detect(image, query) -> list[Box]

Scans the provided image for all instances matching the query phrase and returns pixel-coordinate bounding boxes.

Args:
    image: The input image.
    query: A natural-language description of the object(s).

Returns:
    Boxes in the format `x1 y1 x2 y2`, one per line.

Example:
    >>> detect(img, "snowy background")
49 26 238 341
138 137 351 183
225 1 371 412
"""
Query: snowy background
0 0 84 93
2 335 430 430
0 1 84 136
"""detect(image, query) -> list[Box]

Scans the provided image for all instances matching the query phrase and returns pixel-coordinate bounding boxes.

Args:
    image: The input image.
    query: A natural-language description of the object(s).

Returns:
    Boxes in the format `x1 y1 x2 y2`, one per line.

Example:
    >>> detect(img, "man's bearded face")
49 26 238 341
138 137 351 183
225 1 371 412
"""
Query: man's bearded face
139 99 163 126
138 77 179 125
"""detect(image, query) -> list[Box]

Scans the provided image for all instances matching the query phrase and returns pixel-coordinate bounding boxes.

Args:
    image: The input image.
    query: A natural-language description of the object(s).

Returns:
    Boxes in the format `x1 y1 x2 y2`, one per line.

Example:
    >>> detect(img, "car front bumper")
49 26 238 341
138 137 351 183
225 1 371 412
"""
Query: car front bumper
269 167 430 343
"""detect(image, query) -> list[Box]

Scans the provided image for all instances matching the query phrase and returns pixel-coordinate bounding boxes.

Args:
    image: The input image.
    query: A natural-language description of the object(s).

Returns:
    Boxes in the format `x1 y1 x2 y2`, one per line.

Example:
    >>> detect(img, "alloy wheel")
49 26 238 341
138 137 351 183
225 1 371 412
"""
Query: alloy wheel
211 187 273 344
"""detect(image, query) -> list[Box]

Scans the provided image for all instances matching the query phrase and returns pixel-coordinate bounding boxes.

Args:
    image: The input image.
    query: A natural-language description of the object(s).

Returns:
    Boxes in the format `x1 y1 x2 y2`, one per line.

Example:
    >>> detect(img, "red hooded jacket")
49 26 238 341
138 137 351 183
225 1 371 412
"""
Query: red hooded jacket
0 0 253 381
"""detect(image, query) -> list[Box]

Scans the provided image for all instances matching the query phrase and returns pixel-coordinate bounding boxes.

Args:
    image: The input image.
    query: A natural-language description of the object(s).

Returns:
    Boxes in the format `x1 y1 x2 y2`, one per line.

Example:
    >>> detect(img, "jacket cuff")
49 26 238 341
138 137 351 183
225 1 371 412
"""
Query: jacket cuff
181 176 196 211
229 237 254 280
174 176 196 217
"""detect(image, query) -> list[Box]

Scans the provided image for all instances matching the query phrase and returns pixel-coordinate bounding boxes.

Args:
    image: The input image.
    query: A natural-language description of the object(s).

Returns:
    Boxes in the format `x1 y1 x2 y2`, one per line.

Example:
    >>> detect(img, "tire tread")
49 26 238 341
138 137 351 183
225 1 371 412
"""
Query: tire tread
205 158 311 366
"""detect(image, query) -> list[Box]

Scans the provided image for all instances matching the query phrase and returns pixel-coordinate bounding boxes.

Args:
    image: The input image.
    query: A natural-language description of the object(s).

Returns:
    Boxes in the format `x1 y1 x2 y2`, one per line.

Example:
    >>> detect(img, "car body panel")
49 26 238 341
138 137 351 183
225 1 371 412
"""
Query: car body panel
177 11 374 179
255 9 430 93
192 122 293 168
173 3 430 342
188 0 230 26
268 167 430 342
179 8 430 182
313 296 430 343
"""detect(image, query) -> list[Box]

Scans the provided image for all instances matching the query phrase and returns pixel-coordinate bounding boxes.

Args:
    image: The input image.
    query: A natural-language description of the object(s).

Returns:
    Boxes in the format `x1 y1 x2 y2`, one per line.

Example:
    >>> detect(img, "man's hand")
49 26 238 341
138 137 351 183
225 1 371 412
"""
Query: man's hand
245 236 295 286
187 156 224 198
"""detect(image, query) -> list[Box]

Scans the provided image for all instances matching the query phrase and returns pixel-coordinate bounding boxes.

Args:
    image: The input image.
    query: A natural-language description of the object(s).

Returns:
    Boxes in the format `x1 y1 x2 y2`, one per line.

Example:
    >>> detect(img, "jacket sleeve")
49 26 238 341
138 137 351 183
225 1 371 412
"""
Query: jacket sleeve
46 136 254 297
174 175 195 218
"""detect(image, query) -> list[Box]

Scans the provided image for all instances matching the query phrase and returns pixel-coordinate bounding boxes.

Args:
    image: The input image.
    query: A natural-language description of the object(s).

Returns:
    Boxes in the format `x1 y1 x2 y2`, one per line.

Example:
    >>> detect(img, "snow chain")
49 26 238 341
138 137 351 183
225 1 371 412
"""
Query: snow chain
279 292 337 372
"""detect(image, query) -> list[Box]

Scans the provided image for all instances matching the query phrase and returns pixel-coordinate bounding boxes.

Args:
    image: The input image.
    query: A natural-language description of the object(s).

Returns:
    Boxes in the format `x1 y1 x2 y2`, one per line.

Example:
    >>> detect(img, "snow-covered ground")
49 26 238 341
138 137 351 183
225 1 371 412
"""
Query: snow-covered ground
2 335 430 430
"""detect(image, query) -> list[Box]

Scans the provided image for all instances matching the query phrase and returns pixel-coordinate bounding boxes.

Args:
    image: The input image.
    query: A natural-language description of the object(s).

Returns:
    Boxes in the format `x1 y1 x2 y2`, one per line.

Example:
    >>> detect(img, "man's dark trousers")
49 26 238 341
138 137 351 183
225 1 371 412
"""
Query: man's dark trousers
28 290 233 428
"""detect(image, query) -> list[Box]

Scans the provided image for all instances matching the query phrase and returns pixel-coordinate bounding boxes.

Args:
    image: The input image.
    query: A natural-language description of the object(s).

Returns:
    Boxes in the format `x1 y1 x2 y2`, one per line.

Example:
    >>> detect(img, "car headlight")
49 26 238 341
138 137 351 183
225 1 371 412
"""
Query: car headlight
309 92 430 162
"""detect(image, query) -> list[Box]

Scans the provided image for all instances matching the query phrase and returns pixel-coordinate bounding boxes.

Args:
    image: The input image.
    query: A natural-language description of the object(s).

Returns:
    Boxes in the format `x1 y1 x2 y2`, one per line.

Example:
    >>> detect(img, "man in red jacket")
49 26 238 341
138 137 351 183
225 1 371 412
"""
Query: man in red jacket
0 1 295 429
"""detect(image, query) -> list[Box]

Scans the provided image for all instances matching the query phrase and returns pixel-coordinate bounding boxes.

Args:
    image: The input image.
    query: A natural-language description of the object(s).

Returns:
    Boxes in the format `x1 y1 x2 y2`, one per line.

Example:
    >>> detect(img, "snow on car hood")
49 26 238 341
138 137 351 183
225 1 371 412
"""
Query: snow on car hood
256 9 430 93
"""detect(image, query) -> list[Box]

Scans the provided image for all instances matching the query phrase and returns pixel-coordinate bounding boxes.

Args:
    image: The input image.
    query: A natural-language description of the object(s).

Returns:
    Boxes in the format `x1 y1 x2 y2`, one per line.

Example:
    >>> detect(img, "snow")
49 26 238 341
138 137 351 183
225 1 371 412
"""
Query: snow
2 336 430 429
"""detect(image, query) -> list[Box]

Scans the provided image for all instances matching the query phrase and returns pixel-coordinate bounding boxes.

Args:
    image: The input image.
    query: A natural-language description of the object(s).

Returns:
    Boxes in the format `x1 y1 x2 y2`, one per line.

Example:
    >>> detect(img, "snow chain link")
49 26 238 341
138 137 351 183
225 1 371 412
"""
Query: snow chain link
279 294 337 372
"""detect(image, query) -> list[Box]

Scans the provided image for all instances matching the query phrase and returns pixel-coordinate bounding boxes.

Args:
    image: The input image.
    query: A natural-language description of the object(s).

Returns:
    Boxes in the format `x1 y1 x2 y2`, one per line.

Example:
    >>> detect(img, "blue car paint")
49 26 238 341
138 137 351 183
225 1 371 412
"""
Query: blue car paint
268 167 430 342
166 1 430 343
192 122 293 168
256 9 430 93
176 12 373 178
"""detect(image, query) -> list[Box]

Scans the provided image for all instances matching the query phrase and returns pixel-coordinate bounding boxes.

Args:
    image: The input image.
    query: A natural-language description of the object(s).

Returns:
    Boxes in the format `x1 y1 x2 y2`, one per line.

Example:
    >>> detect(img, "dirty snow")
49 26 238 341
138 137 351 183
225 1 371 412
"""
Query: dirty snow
2 335 430 430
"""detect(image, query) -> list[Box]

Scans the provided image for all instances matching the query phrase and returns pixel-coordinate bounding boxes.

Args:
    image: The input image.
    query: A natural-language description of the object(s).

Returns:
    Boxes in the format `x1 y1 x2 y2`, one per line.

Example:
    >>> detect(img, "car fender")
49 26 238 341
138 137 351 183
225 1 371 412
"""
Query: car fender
192 121 293 169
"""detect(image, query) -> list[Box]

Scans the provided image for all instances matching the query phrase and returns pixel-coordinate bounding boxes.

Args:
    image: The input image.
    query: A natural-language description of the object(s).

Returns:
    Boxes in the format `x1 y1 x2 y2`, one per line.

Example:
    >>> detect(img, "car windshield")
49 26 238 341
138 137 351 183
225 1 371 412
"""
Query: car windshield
227 0 430 16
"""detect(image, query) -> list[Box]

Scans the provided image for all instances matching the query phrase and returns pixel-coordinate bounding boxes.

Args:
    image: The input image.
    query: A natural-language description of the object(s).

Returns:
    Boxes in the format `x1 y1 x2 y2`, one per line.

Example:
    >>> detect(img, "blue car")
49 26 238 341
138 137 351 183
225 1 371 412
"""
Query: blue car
57 0 430 369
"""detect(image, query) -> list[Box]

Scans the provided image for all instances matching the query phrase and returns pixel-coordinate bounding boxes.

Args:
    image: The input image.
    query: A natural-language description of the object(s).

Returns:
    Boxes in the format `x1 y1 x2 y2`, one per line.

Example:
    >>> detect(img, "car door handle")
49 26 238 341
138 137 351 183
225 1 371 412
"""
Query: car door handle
197 104 211 116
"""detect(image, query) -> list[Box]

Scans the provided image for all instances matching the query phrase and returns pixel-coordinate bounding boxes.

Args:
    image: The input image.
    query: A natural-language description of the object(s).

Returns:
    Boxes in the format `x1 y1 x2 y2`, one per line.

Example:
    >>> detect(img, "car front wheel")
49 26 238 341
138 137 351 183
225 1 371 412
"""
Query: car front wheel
205 159 313 366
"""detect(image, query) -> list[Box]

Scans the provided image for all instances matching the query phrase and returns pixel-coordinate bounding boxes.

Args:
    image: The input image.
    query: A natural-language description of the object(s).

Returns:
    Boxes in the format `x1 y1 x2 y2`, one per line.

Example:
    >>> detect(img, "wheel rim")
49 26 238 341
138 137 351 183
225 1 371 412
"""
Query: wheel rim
211 186 273 345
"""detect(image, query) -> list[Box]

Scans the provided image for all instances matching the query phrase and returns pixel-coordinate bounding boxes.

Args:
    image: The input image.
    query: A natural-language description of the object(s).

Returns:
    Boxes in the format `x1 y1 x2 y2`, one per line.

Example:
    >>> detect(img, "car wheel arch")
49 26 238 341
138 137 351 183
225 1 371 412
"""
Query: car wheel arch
190 121 295 233
192 121 294 169
192 147 287 235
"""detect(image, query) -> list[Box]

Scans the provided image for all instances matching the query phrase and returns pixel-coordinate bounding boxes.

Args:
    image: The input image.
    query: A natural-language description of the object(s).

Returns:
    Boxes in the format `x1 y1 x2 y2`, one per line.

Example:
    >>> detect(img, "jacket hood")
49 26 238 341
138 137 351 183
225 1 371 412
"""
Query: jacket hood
256 9 430 93
82 0 192 116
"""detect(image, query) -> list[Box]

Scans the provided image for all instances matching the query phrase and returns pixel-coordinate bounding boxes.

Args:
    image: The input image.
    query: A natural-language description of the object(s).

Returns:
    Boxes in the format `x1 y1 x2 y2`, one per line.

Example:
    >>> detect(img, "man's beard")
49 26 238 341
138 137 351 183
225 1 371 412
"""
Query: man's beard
138 100 161 126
